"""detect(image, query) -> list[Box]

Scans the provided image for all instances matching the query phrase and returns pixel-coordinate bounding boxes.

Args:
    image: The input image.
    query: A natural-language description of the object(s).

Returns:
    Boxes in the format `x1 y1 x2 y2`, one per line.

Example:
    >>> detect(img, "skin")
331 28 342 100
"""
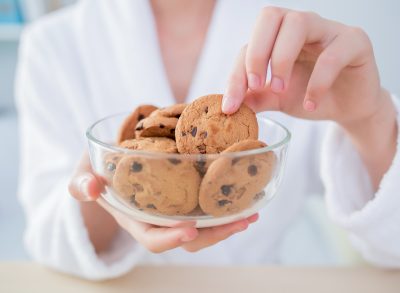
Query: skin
222 7 397 190
69 4 397 254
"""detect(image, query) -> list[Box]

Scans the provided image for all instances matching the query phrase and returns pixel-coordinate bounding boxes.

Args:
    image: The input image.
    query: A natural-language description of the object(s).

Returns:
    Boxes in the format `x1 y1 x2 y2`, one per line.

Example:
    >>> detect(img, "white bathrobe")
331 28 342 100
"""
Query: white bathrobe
15 0 400 280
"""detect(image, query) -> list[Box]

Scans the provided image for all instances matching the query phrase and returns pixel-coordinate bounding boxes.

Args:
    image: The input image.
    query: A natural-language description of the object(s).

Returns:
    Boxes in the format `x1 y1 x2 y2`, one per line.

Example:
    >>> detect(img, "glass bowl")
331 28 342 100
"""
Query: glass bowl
86 112 290 228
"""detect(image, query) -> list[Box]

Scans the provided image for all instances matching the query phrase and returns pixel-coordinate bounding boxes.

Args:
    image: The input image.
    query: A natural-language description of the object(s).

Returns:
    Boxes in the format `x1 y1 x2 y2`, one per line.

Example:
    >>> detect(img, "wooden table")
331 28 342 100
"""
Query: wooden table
1 262 399 292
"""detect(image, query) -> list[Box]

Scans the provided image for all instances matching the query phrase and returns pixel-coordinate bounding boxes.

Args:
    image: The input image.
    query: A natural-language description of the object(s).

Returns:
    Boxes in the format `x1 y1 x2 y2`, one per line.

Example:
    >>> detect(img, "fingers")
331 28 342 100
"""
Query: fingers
100 193 258 253
68 153 103 201
270 11 328 94
97 198 198 253
182 214 259 253
222 45 248 114
224 7 343 114
245 7 287 91
304 27 372 111
137 225 198 253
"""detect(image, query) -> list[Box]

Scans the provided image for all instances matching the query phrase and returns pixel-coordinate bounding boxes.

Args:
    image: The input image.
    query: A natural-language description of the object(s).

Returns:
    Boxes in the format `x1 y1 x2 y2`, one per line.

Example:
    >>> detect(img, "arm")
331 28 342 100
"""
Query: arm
16 25 144 280
340 89 397 190
222 6 400 267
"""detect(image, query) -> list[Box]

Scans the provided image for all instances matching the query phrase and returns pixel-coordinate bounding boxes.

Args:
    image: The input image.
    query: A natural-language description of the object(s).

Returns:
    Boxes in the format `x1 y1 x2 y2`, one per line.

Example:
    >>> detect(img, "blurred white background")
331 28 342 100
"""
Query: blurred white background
0 0 399 263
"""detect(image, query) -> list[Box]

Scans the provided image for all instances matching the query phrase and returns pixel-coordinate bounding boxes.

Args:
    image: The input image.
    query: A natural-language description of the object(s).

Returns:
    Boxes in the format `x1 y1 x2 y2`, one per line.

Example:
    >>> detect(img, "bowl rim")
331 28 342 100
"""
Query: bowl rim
86 112 291 159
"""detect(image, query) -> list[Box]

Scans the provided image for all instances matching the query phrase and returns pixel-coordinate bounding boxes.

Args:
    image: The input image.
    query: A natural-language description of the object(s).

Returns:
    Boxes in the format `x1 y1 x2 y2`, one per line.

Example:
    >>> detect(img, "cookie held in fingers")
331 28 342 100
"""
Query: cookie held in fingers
113 155 200 215
135 116 178 139
117 105 158 144
199 139 276 217
176 94 258 154
120 137 178 153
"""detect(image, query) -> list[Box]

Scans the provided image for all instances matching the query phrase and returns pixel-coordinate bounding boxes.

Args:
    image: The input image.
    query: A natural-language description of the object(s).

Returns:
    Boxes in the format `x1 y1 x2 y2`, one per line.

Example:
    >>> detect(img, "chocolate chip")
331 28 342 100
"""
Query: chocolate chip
168 158 182 165
181 131 186 137
199 131 208 138
138 114 145 121
218 200 231 207
146 204 156 209
106 162 116 172
197 144 206 154
159 123 165 128
131 161 143 172
221 184 234 196
204 106 209 114
190 127 197 137
194 160 207 177
248 165 258 176
231 158 240 165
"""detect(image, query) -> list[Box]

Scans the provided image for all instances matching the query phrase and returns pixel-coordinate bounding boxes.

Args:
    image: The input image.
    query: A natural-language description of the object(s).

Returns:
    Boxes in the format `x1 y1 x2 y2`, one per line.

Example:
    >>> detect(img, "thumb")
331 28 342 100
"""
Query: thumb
68 173 102 201
68 153 103 201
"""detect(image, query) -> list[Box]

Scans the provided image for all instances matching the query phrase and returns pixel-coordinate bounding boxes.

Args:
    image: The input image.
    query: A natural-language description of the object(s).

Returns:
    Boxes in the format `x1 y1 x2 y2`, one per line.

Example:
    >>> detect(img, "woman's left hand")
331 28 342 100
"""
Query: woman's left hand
223 7 397 188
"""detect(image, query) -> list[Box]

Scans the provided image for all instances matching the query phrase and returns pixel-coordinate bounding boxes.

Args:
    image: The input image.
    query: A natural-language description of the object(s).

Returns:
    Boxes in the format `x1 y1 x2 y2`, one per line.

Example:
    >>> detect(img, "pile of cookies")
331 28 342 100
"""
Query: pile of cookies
103 94 276 217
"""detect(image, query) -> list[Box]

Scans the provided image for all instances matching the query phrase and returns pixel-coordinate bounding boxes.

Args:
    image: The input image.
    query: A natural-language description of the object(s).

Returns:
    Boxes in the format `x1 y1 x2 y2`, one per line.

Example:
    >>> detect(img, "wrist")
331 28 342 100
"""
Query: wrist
339 88 398 189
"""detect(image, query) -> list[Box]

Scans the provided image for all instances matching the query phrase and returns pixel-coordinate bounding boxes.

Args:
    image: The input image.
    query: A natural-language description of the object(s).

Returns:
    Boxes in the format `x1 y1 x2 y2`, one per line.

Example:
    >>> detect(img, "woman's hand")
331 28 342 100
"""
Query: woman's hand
68 153 258 254
223 7 397 189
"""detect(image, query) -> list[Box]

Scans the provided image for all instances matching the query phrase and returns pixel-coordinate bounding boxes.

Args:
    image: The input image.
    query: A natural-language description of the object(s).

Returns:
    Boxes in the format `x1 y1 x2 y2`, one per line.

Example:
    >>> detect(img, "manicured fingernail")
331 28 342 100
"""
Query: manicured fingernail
248 73 260 90
222 95 237 114
78 175 93 201
304 100 316 112
248 214 259 223
271 77 284 93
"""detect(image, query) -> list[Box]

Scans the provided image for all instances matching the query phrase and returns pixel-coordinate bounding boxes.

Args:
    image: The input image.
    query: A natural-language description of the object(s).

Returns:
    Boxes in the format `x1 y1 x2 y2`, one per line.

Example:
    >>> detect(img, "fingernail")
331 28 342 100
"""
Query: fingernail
222 95 237 114
248 214 259 223
271 77 284 93
248 73 260 90
78 175 92 201
304 100 316 112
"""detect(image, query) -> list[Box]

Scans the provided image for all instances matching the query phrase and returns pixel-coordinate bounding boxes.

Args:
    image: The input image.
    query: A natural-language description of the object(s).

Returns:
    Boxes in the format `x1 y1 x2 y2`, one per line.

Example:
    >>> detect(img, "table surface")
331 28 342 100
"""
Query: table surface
1 262 400 293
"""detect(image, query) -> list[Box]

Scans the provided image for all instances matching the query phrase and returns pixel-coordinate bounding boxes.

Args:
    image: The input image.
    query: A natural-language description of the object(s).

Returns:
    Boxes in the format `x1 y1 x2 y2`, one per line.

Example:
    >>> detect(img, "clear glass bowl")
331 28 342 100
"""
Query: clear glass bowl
86 112 291 228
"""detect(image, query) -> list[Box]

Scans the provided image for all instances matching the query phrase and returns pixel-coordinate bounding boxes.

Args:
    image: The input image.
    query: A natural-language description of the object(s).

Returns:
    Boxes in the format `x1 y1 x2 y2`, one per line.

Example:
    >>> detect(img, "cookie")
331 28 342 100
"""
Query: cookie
176 94 258 154
198 139 275 217
120 137 178 153
135 116 178 139
113 155 201 215
150 103 187 119
117 105 158 144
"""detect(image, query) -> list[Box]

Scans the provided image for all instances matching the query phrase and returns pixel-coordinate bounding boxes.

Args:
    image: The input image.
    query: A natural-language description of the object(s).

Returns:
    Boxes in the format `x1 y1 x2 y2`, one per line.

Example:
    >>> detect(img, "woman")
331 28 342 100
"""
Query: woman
16 0 400 280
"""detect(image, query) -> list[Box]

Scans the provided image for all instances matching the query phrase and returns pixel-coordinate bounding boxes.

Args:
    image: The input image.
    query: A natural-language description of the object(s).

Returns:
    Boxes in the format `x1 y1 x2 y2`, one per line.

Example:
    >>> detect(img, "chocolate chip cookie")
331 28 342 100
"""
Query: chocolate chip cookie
150 103 187 119
135 116 178 139
175 94 258 154
113 155 201 215
198 139 276 217
117 105 158 144
120 137 178 153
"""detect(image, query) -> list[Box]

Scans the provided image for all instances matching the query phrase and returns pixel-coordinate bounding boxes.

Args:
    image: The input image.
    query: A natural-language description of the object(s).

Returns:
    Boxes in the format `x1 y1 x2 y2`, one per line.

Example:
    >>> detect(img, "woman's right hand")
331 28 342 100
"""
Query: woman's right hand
68 153 258 253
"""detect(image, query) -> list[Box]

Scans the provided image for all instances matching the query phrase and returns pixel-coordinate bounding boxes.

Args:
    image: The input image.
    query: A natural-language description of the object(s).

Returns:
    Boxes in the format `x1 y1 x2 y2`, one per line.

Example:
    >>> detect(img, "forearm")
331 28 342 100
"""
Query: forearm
80 201 120 254
341 89 397 190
